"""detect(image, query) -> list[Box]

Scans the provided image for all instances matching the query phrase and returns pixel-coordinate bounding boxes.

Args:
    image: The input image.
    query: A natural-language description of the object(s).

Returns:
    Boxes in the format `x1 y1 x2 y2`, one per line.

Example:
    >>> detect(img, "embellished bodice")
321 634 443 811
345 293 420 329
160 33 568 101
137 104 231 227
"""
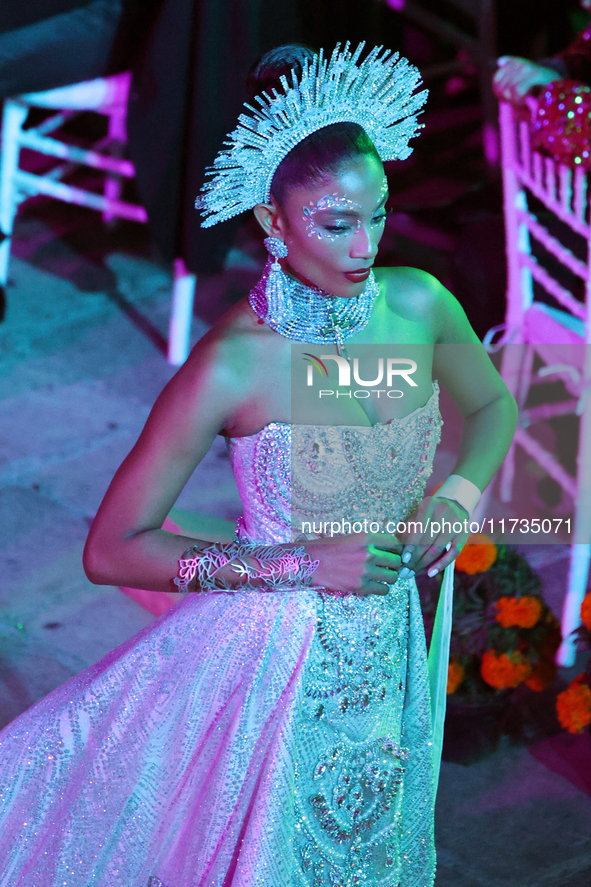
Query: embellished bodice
227 382 443 544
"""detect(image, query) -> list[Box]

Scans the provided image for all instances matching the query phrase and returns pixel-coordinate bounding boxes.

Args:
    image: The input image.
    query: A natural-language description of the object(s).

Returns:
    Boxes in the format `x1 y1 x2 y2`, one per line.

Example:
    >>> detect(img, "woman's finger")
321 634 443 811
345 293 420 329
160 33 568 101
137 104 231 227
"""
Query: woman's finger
368 546 401 568
424 537 464 576
426 542 462 577
411 540 448 574
357 579 391 597
367 534 403 553
401 544 415 565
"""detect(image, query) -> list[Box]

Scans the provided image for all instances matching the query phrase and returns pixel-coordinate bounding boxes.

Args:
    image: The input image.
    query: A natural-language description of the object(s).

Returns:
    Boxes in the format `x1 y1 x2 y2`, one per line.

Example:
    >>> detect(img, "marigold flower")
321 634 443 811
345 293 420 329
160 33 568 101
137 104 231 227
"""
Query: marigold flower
556 677 591 733
494 595 543 629
455 534 497 575
581 592 591 631
480 649 532 689
447 659 465 694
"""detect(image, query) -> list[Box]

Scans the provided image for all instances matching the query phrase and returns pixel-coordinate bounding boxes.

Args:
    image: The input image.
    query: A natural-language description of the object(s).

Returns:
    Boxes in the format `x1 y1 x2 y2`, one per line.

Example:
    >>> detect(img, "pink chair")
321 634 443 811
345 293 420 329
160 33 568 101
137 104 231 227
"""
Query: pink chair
0 72 195 365
496 99 591 665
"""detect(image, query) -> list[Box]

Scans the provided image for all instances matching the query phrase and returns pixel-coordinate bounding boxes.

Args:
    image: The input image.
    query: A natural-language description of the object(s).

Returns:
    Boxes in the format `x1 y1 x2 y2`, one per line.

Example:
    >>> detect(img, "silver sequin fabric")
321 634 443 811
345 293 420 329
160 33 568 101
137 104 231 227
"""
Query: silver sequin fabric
0 385 442 887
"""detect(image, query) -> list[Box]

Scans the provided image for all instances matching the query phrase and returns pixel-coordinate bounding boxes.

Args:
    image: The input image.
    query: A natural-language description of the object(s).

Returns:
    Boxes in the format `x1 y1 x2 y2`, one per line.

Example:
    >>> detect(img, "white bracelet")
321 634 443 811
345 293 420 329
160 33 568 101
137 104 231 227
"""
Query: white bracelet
433 474 481 519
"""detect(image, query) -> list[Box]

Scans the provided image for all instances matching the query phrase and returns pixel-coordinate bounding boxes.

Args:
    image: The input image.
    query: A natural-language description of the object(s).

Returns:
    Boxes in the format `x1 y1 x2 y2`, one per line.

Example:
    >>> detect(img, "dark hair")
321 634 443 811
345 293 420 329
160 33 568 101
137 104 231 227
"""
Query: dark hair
246 44 382 205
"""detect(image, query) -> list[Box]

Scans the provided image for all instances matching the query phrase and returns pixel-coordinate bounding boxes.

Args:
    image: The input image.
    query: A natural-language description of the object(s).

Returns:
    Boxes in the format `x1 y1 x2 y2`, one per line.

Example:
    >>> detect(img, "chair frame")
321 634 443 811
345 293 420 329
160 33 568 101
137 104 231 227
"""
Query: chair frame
0 73 195 365
498 99 591 666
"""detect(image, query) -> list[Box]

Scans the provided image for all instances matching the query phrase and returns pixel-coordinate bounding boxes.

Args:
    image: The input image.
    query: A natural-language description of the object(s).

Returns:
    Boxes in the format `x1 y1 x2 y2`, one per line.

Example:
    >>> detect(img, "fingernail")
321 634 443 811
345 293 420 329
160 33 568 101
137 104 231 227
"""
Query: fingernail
428 567 438 577
400 567 415 579
402 552 411 564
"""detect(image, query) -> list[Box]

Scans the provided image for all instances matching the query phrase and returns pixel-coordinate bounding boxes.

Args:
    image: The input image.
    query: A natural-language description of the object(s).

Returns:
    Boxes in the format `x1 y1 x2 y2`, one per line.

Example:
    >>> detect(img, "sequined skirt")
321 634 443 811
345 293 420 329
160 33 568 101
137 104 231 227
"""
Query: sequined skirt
0 582 436 887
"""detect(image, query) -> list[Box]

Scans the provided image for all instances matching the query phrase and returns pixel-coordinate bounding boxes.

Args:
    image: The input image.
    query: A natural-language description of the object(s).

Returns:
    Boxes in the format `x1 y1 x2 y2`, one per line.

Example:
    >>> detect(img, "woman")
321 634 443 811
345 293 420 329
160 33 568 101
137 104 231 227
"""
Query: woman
0 44 516 886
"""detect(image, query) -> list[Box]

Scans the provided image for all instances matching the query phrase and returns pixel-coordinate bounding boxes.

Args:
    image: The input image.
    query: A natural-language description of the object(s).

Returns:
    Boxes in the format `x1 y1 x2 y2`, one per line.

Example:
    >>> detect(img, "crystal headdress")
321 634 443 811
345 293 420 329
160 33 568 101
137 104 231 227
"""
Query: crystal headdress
197 42 427 227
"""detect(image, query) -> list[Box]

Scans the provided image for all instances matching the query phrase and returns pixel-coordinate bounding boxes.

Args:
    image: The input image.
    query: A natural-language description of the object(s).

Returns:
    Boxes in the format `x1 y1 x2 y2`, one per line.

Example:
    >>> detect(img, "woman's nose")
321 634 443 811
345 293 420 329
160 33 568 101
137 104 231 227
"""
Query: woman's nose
350 224 379 260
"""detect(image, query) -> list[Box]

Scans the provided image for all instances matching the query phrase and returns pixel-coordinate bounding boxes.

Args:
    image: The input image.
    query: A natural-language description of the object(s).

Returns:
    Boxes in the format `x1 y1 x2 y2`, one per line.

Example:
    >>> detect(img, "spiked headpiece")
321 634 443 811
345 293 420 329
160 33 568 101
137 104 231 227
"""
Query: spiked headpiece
196 43 427 227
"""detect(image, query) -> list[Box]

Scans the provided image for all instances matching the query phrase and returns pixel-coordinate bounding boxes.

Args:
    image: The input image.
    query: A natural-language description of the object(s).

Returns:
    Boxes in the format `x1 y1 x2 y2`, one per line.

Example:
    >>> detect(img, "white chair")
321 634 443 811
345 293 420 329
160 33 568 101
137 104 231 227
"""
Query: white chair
496 98 591 666
0 72 195 365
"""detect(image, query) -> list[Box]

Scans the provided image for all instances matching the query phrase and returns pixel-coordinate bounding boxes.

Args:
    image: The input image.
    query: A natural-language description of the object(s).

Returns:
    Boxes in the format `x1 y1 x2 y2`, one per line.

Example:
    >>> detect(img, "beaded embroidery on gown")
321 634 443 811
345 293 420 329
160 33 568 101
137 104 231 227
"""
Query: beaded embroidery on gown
0 384 445 887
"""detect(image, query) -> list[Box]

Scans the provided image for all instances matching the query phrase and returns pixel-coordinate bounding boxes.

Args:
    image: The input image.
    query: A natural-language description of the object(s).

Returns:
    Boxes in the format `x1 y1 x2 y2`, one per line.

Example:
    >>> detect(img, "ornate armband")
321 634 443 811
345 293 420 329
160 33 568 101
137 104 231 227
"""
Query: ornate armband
173 541 319 594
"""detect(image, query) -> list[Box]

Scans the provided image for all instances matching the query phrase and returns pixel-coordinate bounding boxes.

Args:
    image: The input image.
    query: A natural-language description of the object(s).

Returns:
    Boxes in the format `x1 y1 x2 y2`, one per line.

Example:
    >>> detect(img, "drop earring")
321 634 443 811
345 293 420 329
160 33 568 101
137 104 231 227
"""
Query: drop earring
263 236 289 321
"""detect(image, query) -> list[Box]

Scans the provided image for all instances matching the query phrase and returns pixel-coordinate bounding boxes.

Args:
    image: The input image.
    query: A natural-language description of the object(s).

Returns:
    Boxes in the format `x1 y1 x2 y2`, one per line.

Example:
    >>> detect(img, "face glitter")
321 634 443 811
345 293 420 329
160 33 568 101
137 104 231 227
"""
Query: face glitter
302 179 389 242
302 193 359 240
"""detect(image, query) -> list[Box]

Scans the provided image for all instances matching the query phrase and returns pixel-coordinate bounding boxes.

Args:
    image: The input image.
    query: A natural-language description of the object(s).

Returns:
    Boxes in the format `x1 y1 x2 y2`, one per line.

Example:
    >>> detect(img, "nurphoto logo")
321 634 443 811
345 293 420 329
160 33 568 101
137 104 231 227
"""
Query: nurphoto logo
303 353 417 399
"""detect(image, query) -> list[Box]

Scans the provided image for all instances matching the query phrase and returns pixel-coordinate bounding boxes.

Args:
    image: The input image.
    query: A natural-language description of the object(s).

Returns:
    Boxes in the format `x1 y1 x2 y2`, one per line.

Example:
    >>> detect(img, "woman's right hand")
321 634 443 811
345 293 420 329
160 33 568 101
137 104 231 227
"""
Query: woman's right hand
304 533 403 596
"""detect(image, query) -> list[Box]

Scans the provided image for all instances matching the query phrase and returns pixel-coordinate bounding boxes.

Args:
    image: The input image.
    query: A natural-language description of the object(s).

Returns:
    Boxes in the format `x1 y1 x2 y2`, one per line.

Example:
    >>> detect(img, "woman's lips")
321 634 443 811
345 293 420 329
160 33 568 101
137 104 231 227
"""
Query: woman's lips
343 268 371 282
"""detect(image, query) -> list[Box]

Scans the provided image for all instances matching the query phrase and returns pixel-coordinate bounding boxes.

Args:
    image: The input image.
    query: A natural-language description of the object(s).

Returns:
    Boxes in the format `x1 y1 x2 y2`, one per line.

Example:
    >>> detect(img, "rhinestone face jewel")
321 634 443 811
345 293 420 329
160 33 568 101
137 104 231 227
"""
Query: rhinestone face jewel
196 43 427 228
302 194 359 241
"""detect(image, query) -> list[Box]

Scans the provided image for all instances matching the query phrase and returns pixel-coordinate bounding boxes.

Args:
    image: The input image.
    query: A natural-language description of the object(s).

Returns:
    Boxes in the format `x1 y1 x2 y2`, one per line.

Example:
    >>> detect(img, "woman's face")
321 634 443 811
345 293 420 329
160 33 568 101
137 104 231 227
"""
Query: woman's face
270 154 388 299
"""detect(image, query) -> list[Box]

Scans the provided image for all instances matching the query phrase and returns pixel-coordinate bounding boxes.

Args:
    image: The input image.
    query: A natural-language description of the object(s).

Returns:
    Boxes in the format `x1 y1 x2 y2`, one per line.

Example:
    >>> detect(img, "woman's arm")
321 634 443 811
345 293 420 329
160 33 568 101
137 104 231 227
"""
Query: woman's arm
397 272 518 576
83 328 251 592
84 316 404 597
432 294 518 493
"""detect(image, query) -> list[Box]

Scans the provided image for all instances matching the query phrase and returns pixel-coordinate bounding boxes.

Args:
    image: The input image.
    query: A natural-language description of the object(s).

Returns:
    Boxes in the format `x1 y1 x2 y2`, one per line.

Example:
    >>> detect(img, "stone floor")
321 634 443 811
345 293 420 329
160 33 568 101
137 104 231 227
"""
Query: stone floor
1 202 590 885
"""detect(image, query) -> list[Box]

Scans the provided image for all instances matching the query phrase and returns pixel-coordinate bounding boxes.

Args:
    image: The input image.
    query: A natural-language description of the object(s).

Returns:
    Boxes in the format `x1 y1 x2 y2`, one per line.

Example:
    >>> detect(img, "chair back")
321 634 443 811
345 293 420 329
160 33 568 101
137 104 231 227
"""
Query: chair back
499 100 591 344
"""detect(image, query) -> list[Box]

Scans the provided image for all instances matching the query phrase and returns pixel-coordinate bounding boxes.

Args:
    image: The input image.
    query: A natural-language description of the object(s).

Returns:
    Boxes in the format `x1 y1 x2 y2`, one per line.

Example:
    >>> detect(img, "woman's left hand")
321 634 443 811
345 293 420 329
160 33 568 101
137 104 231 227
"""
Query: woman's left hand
398 496 470 578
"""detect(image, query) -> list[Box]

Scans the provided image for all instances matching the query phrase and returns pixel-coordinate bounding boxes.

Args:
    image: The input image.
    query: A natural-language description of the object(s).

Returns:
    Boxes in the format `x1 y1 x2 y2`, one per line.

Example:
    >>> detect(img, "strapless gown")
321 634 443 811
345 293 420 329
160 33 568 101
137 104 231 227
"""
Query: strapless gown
0 383 453 887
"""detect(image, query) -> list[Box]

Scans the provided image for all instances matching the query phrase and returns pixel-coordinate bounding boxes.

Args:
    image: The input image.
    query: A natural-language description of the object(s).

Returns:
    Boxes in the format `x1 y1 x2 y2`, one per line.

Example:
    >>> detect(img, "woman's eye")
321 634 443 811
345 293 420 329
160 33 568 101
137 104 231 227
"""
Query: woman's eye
323 224 351 234
371 213 388 226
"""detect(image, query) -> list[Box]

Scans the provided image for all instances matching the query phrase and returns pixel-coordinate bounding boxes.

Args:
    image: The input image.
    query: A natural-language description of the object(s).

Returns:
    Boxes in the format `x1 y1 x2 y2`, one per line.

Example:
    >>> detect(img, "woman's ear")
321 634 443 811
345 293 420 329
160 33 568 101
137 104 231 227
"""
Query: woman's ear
253 201 285 238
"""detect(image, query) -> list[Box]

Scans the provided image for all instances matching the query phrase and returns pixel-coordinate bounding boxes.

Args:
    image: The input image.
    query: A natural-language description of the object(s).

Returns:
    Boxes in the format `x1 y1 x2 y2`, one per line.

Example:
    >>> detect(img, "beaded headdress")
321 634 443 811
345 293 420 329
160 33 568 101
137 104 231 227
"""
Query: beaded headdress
196 42 427 227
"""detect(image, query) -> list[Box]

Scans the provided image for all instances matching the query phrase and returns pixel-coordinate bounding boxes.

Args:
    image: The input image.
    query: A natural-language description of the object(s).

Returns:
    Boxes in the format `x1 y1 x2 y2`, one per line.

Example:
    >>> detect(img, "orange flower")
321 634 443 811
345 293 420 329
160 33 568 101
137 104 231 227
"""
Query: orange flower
455 534 497 575
556 677 591 734
447 659 465 694
581 592 591 630
525 658 557 691
494 595 543 629
481 649 532 689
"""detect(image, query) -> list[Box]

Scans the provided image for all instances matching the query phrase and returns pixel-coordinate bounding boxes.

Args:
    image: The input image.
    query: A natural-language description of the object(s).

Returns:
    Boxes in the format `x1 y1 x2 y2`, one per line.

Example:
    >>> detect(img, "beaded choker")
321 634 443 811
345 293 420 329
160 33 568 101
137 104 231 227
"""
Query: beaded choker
248 261 378 354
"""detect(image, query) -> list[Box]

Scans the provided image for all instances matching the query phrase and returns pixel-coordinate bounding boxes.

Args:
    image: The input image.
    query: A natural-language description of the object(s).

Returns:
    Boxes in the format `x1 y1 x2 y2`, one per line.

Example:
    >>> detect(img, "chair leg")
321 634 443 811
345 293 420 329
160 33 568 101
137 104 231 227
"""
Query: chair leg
0 100 28 292
168 259 196 366
557 543 591 666
103 104 127 225
499 342 528 502
557 362 591 665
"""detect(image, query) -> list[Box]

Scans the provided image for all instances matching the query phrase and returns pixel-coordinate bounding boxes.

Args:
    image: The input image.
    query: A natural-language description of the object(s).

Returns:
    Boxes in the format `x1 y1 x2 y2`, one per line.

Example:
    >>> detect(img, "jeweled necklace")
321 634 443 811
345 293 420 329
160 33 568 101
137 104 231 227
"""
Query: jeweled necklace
249 260 378 357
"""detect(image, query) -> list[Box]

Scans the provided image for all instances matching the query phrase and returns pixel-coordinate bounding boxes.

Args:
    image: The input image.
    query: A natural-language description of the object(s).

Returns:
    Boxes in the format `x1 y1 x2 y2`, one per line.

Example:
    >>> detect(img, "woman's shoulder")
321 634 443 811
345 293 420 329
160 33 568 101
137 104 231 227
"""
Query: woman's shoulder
375 265 447 306
191 296 273 358
374 266 477 343
374 265 453 322
180 296 284 396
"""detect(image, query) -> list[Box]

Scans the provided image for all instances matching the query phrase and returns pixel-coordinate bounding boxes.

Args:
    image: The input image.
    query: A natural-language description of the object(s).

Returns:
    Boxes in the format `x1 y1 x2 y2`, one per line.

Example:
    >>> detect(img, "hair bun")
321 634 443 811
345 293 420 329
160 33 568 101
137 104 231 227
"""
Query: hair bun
246 43 316 99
